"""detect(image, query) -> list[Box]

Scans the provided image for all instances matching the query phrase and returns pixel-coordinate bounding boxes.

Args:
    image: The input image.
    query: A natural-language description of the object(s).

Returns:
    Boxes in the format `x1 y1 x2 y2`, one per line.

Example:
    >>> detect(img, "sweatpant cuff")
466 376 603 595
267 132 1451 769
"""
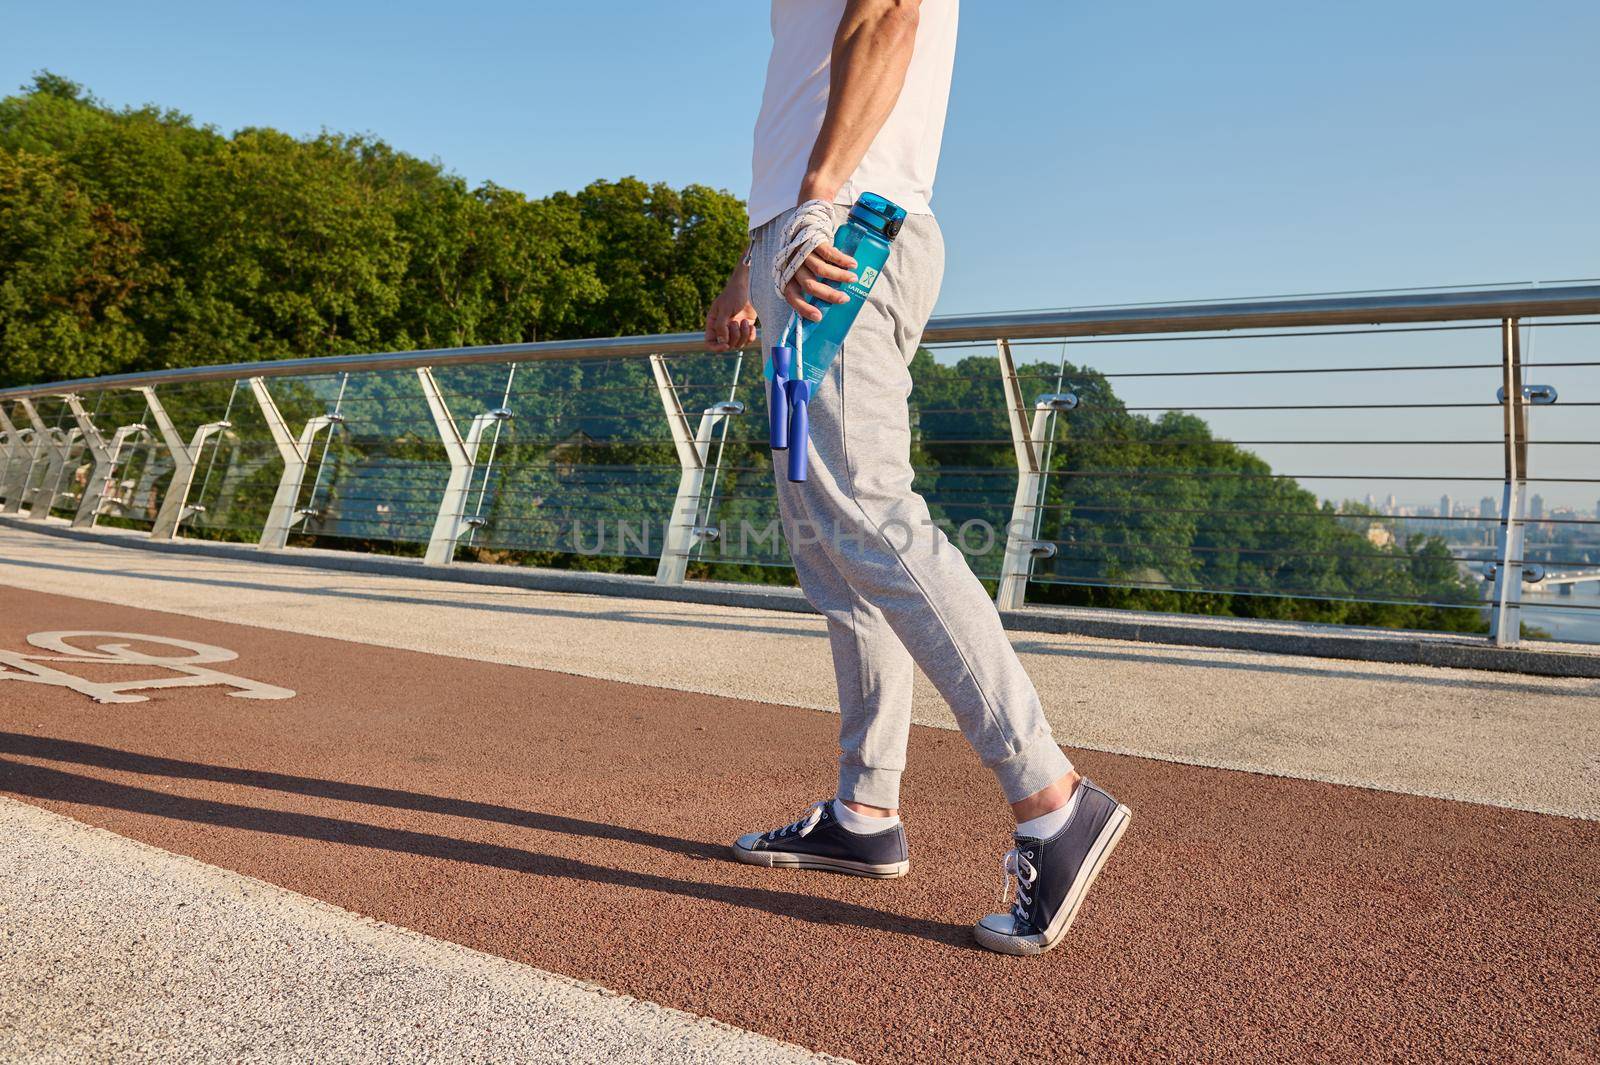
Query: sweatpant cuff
990 732 1074 804
837 763 903 810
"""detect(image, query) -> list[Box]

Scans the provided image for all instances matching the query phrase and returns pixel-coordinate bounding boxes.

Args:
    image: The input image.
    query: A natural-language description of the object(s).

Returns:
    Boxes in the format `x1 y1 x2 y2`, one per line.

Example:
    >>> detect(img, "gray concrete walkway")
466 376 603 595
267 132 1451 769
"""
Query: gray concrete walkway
0 524 1594 819
0 796 842 1064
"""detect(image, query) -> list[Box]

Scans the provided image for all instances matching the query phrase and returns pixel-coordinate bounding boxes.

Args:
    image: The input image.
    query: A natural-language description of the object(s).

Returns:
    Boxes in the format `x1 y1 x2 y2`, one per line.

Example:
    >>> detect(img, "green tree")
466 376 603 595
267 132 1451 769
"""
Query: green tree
563 177 748 338
0 147 155 384
0 73 746 381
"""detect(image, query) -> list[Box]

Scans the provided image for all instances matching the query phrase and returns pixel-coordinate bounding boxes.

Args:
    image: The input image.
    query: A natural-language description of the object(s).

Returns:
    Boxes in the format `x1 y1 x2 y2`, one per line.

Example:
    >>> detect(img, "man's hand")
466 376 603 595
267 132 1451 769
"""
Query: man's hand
705 259 759 351
784 243 857 324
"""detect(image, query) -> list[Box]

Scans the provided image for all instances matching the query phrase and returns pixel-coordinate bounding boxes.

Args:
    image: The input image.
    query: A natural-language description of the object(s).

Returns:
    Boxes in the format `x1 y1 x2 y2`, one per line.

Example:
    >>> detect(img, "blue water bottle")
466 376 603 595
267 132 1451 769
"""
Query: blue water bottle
767 191 907 482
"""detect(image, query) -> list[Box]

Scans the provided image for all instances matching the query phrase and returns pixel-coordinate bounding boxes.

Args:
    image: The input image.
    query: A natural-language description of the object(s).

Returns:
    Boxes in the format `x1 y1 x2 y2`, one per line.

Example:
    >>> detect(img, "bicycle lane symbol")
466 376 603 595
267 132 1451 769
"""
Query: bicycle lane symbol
0 631 297 704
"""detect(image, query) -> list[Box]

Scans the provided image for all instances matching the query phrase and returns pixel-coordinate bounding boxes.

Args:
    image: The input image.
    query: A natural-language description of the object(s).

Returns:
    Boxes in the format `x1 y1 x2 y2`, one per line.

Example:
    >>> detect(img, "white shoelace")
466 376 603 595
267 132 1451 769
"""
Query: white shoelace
764 800 828 842
999 844 1038 921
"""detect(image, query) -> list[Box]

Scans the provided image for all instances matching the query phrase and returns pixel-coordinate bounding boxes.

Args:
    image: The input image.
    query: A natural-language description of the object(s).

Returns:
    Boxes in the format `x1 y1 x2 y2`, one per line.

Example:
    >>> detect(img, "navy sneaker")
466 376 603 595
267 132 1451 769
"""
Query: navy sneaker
732 801 910 878
975 779 1132 956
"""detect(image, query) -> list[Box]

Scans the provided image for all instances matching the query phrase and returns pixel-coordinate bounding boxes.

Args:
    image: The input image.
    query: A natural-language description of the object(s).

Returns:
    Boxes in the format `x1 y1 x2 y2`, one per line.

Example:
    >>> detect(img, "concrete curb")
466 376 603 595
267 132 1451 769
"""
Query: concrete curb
4 515 1596 679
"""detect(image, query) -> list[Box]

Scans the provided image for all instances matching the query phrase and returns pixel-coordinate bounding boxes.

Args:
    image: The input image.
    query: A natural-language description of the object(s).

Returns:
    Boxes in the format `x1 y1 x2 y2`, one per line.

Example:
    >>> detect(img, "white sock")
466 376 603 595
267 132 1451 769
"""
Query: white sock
1015 784 1082 841
831 798 900 834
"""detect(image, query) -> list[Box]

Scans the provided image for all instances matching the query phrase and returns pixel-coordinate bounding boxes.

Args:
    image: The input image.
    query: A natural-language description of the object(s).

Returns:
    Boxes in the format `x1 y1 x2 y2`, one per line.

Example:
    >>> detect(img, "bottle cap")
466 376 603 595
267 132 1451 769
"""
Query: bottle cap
850 192 908 240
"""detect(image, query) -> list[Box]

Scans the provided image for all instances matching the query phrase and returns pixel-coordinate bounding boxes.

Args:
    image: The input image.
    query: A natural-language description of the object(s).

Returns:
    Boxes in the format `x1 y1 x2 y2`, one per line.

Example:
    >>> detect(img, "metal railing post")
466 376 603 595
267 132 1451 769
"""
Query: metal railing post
11 401 48 514
64 394 146 529
54 433 87 518
10 401 43 514
689 354 745 566
651 355 703 586
1489 318 1528 646
995 339 1074 610
140 386 231 540
128 432 163 519
0 405 36 513
0 408 16 507
249 377 343 550
18 400 79 521
417 367 511 566
464 364 517 549
649 354 742 585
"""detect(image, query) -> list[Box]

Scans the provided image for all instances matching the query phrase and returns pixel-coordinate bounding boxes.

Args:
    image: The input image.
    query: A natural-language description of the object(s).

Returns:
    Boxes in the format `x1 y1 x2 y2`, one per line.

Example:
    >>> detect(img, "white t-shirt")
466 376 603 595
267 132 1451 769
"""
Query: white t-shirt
748 0 959 231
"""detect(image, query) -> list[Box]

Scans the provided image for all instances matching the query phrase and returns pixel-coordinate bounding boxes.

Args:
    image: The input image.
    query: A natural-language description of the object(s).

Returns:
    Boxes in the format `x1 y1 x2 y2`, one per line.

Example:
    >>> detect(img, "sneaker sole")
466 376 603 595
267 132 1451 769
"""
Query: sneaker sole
730 843 910 879
973 803 1133 957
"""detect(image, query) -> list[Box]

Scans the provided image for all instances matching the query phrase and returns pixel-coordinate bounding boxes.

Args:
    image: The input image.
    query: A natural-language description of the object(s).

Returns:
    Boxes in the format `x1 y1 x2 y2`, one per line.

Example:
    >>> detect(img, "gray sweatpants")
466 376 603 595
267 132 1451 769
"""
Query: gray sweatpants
752 207 1073 809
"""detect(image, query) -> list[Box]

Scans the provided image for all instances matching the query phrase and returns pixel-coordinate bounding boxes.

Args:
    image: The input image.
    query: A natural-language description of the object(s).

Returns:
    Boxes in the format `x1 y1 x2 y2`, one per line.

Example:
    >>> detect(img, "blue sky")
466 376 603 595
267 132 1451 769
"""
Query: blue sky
5 0 1599 508
6 0 1597 314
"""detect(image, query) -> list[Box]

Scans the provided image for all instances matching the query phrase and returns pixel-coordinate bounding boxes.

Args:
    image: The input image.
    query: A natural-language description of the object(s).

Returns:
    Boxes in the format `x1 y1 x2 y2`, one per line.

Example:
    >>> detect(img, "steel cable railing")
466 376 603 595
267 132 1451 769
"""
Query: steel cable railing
3 283 1599 646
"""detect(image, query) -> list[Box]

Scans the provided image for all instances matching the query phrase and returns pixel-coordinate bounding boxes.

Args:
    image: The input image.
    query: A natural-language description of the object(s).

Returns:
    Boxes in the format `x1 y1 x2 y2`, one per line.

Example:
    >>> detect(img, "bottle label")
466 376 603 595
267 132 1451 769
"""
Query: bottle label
841 265 879 300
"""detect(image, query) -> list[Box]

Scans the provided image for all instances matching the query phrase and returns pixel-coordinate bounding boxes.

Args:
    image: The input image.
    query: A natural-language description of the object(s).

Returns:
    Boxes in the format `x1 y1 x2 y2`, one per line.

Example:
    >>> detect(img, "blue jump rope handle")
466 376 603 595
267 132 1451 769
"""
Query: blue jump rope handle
768 344 792 450
785 378 811 482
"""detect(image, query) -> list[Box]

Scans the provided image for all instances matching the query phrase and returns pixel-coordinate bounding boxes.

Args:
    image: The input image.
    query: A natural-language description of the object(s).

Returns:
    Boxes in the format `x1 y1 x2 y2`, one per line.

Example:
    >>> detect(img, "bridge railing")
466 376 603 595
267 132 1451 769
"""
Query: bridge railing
2 283 1598 647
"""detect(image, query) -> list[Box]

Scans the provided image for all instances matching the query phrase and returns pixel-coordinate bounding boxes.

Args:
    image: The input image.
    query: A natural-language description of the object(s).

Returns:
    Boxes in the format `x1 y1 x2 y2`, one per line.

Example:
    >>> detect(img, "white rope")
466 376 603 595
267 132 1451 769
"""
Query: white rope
771 198 836 300
772 199 835 382
782 310 805 379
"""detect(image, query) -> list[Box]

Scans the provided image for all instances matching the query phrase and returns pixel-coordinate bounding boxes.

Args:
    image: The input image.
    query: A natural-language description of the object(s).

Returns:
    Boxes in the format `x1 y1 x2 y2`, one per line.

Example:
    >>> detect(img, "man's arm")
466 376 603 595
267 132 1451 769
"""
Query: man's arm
705 0 921 348
781 0 920 322
800 0 922 206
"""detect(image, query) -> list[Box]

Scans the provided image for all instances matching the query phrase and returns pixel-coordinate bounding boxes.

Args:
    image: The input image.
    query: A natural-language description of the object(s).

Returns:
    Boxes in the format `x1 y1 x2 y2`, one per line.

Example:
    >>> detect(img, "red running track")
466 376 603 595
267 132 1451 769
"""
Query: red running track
0 588 1594 1062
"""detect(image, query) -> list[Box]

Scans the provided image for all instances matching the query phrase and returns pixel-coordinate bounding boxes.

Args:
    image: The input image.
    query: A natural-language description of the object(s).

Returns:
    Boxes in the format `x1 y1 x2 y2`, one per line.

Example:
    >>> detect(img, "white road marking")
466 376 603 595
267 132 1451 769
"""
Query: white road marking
0 630 295 704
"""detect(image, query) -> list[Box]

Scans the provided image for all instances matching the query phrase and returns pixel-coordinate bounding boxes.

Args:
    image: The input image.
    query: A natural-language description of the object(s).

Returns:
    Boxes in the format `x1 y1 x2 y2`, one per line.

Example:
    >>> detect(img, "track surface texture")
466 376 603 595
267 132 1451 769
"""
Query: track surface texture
0 587 1595 1062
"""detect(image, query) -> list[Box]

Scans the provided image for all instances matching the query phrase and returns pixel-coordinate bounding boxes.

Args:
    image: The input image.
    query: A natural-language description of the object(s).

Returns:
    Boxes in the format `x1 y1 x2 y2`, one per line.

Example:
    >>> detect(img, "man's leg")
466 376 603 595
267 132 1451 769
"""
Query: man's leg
774 211 1072 804
775 459 915 814
728 500 914 877
735 207 1131 954
726 209 929 878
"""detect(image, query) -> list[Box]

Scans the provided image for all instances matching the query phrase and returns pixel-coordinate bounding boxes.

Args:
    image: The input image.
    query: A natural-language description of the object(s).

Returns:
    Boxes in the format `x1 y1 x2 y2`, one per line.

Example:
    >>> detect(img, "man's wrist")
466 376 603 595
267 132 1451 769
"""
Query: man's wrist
798 172 842 205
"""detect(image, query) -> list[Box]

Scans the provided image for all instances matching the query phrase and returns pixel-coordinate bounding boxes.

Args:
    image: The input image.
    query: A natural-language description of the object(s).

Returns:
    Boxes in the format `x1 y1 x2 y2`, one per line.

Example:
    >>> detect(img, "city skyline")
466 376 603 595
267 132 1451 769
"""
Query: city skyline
1352 491 1597 522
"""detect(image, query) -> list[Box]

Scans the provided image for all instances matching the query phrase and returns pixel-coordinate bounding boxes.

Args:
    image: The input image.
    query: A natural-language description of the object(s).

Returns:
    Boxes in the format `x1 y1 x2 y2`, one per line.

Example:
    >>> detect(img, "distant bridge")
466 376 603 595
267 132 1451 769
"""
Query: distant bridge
1541 570 1600 593
1479 563 1600 593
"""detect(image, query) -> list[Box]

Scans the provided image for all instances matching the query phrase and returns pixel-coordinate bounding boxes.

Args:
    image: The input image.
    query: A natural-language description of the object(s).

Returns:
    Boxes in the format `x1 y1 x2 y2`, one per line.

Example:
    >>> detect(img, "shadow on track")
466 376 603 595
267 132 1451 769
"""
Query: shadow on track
0 740 976 951
0 732 723 861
